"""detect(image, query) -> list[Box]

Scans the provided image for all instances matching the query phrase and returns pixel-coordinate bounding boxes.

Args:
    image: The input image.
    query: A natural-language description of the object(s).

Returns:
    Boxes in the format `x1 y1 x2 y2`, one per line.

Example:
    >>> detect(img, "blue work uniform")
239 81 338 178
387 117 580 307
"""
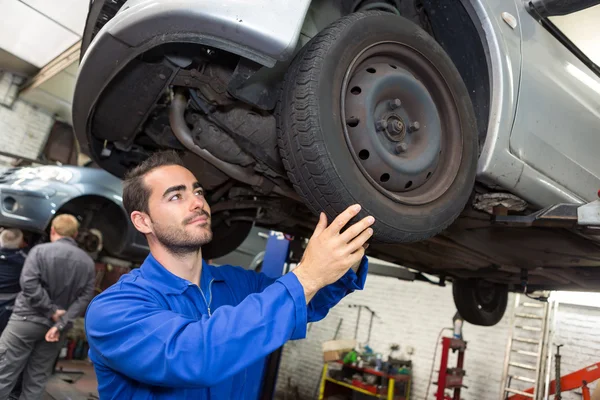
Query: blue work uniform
85 253 368 399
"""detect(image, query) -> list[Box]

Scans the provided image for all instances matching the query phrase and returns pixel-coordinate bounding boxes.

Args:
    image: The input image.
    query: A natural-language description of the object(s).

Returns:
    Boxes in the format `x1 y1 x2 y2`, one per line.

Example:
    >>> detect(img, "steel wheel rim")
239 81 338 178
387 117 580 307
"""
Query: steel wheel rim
341 42 463 205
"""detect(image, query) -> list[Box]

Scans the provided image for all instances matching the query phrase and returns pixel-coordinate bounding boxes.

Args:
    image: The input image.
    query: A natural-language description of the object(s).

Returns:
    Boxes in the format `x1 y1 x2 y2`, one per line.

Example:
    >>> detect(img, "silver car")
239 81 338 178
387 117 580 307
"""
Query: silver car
72 0 600 325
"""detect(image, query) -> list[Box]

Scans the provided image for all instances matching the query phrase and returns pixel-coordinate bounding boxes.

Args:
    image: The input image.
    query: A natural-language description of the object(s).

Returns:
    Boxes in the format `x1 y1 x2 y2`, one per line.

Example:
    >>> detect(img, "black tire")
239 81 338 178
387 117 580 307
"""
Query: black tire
277 12 478 242
202 220 253 260
452 278 508 326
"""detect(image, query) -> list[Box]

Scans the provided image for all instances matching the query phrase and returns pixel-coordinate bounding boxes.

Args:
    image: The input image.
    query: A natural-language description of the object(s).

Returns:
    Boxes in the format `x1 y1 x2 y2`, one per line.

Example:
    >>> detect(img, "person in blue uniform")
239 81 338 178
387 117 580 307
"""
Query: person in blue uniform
85 150 375 399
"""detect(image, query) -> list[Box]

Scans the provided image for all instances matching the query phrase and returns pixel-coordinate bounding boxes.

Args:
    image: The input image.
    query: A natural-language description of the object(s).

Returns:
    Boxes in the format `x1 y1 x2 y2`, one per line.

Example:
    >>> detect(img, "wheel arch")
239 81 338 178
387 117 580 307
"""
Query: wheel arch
419 0 493 148
52 194 130 257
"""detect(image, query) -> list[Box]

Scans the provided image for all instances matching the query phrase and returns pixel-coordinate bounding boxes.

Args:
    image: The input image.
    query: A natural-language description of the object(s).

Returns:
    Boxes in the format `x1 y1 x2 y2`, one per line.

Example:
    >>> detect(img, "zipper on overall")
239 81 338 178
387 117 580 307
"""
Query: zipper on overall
198 279 215 316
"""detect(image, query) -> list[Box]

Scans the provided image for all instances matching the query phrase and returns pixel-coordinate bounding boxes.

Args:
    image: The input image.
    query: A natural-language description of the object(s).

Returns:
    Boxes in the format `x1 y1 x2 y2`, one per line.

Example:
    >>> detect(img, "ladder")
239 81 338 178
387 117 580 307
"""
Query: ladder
500 293 555 400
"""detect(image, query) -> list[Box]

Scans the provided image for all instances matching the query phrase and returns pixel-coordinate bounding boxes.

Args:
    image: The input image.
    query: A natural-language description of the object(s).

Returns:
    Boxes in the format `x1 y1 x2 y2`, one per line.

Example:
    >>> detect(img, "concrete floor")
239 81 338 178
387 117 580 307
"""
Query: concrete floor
43 360 98 400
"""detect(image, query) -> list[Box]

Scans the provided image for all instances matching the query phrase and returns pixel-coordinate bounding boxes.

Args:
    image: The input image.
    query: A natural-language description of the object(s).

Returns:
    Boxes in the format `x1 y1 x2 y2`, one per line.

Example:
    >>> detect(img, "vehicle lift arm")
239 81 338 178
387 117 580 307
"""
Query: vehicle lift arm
493 198 600 235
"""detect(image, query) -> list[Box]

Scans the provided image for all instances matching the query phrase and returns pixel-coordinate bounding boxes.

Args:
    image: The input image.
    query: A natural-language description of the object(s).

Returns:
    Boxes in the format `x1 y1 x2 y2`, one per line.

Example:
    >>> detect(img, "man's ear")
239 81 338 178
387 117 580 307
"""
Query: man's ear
131 211 153 235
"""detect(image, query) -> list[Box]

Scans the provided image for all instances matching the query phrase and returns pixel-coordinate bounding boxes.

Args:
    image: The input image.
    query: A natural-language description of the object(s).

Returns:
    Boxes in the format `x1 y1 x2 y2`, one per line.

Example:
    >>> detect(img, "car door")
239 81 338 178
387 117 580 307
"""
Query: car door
509 2 600 203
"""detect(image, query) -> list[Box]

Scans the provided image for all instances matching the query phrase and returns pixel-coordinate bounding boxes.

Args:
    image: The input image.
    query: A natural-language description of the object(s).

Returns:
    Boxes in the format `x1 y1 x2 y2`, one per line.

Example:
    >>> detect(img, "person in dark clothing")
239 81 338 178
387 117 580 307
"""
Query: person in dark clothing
0 214 96 400
0 228 27 333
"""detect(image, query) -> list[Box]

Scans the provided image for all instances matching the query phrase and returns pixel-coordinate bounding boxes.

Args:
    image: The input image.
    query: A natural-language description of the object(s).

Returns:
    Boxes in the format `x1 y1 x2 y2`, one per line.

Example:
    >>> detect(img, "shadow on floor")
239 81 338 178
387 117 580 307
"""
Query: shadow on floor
43 360 98 400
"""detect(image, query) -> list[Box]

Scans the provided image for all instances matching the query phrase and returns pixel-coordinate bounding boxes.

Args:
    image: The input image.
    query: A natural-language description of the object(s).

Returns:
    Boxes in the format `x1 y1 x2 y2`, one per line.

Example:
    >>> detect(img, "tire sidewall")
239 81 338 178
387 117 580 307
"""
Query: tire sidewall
299 12 478 238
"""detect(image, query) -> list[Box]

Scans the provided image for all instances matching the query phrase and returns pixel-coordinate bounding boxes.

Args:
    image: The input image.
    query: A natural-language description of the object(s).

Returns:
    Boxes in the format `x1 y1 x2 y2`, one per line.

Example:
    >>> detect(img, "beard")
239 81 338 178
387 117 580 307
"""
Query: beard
151 211 213 256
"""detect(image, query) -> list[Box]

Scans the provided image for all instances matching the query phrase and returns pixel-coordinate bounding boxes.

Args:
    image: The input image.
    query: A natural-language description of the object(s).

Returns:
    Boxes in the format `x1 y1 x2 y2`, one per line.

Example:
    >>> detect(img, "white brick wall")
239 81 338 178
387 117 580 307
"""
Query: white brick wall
276 274 516 400
548 303 600 399
0 76 53 167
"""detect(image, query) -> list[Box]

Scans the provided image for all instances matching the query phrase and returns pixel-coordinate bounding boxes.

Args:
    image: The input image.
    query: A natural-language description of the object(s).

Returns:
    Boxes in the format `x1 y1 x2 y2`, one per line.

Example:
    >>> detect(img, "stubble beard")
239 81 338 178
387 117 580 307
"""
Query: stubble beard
152 217 214 256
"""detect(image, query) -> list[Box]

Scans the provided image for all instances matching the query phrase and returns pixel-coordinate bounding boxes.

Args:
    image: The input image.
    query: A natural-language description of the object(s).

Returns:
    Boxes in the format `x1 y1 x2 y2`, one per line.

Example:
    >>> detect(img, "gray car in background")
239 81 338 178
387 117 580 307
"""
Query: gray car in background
72 0 600 325
0 165 148 262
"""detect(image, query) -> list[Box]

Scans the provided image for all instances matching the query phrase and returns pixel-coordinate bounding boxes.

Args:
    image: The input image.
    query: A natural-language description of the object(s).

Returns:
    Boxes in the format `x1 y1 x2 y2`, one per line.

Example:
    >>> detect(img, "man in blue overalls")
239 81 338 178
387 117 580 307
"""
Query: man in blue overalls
85 150 375 399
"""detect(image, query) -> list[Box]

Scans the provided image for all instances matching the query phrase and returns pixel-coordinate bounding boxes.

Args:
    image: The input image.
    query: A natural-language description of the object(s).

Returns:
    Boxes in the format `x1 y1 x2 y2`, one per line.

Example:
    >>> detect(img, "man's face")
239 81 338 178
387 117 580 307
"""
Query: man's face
143 165 213 254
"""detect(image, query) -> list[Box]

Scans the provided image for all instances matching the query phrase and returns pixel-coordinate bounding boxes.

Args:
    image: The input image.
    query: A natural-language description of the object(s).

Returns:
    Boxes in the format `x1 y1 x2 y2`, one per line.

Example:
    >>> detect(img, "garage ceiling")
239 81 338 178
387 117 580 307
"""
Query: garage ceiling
0 0 87 69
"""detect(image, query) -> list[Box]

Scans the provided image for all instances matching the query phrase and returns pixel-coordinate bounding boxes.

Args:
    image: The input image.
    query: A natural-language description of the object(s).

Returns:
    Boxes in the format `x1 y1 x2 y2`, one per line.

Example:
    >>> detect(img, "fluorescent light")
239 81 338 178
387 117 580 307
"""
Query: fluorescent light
0 0 79 68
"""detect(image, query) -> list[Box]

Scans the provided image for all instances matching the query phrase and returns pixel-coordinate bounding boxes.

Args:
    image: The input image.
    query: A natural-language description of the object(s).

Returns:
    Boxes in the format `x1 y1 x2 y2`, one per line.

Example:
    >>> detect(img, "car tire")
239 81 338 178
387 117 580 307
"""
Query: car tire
202 220 253 260
452 278 508 326
277 11 478 242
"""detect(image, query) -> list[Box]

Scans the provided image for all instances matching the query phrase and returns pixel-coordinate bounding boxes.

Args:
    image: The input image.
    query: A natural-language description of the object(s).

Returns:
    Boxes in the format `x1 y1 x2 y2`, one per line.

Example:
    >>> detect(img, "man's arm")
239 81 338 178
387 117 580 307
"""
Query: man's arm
249 257 368 323
55 264 95 331
85 273 308 388
19 247 60 319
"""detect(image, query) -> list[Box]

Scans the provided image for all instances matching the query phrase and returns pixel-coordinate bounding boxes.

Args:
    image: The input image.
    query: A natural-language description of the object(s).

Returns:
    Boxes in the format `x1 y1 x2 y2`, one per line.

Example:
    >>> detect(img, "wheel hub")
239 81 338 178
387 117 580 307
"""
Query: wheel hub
344 62 441 193
378 114 406 142
341 42 463 205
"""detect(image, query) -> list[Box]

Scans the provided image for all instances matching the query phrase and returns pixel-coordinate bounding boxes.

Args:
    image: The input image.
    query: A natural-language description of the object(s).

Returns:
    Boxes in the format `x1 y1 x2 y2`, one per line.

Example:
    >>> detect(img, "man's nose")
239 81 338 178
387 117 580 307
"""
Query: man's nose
190 194 205 210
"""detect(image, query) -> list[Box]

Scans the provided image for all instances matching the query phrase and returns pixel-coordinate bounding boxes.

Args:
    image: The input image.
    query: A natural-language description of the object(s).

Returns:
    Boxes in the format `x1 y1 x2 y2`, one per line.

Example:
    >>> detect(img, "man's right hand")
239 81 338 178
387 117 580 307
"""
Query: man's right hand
52 309 66 323
292 204 374 302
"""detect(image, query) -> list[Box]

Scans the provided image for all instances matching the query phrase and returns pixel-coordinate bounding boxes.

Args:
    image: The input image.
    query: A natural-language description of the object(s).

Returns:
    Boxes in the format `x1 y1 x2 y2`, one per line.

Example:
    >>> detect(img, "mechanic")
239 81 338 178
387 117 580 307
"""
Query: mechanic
0 228 28 333
85 150 375 399
0 214 96 400
0 229 29 400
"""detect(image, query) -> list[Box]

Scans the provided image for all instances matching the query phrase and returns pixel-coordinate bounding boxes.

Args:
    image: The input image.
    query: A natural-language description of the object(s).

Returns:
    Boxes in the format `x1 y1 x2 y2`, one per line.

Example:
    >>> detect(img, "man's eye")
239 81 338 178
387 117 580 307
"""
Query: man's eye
169 194 181 201
195 189 204 196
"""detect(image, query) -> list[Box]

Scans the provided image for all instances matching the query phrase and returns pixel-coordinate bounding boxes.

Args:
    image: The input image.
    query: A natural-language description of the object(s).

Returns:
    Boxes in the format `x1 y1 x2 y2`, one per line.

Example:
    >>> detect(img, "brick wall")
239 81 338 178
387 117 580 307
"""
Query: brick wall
0 74 53 167
548 303 600 399
276 274 516 400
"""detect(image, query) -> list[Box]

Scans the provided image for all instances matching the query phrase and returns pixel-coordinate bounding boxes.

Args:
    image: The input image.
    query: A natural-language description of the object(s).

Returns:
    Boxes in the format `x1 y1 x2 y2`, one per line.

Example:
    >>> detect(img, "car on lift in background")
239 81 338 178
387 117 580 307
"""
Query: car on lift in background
73 0 600 326
0 163 147 262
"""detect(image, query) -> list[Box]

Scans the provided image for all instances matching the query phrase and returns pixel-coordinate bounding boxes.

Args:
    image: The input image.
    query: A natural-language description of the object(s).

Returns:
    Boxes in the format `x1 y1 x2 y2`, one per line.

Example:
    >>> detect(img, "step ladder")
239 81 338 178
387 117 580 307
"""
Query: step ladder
500 293 555 400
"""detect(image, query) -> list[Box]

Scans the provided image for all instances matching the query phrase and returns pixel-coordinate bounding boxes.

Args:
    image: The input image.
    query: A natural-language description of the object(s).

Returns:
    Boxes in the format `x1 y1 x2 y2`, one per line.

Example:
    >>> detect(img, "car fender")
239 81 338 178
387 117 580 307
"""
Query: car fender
69 182 129 223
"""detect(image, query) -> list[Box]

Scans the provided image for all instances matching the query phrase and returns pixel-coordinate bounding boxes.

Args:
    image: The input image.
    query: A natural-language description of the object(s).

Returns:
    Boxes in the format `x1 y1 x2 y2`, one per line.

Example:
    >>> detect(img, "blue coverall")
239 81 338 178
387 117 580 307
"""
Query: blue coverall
85 253 368 399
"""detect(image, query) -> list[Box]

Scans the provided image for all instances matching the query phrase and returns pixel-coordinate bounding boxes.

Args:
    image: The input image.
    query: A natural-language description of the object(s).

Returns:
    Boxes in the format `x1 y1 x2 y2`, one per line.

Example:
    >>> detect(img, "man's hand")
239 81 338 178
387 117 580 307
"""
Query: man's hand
293 204 374 302
45 327 60 342
52 309 66 322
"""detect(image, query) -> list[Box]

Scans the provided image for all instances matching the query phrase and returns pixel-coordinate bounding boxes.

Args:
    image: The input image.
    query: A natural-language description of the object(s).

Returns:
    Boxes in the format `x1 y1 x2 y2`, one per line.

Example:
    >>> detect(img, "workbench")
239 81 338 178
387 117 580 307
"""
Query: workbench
318 361 411 400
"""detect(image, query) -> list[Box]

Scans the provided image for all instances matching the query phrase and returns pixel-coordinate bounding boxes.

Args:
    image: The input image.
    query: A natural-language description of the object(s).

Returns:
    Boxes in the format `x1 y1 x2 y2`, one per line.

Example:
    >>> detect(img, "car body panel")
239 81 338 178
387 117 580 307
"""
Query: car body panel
509 2 600 204
473 0 599 208
106 0 312 66
0 166 149 262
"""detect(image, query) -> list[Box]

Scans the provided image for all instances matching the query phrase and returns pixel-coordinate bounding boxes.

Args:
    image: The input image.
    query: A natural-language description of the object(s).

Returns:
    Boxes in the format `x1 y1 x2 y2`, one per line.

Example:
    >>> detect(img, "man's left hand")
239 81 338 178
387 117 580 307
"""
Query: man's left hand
45 327 60 342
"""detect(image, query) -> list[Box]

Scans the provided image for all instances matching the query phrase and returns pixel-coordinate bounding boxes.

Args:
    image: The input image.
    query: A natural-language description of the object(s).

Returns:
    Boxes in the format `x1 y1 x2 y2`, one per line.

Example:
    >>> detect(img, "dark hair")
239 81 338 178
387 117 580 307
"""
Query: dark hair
122 150 185 216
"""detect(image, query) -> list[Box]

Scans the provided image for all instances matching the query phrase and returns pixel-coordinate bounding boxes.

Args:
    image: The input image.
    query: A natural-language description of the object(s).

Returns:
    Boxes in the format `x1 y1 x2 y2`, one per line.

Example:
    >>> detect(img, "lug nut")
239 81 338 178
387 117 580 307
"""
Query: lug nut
394 120 405 133
410 121 420 132
396 142 408 153
389 98 402 110
376 119 388 131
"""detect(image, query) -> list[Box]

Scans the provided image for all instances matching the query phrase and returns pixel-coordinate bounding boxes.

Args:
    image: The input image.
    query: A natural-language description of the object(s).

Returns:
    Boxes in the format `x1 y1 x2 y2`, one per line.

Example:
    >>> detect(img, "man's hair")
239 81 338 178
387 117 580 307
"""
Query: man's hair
0 228 23 249
52 214 79 238
122 150 185 216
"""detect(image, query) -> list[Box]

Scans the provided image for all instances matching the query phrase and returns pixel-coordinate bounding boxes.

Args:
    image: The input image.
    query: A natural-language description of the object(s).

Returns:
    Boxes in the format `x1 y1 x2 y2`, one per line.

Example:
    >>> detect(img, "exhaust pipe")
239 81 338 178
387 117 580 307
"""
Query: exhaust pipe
169 91 299 201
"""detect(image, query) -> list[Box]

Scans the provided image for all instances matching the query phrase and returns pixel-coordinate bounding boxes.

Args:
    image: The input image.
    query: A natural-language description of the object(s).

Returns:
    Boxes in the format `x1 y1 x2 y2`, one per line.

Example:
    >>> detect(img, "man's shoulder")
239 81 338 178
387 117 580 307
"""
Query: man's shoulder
93 268 157 302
